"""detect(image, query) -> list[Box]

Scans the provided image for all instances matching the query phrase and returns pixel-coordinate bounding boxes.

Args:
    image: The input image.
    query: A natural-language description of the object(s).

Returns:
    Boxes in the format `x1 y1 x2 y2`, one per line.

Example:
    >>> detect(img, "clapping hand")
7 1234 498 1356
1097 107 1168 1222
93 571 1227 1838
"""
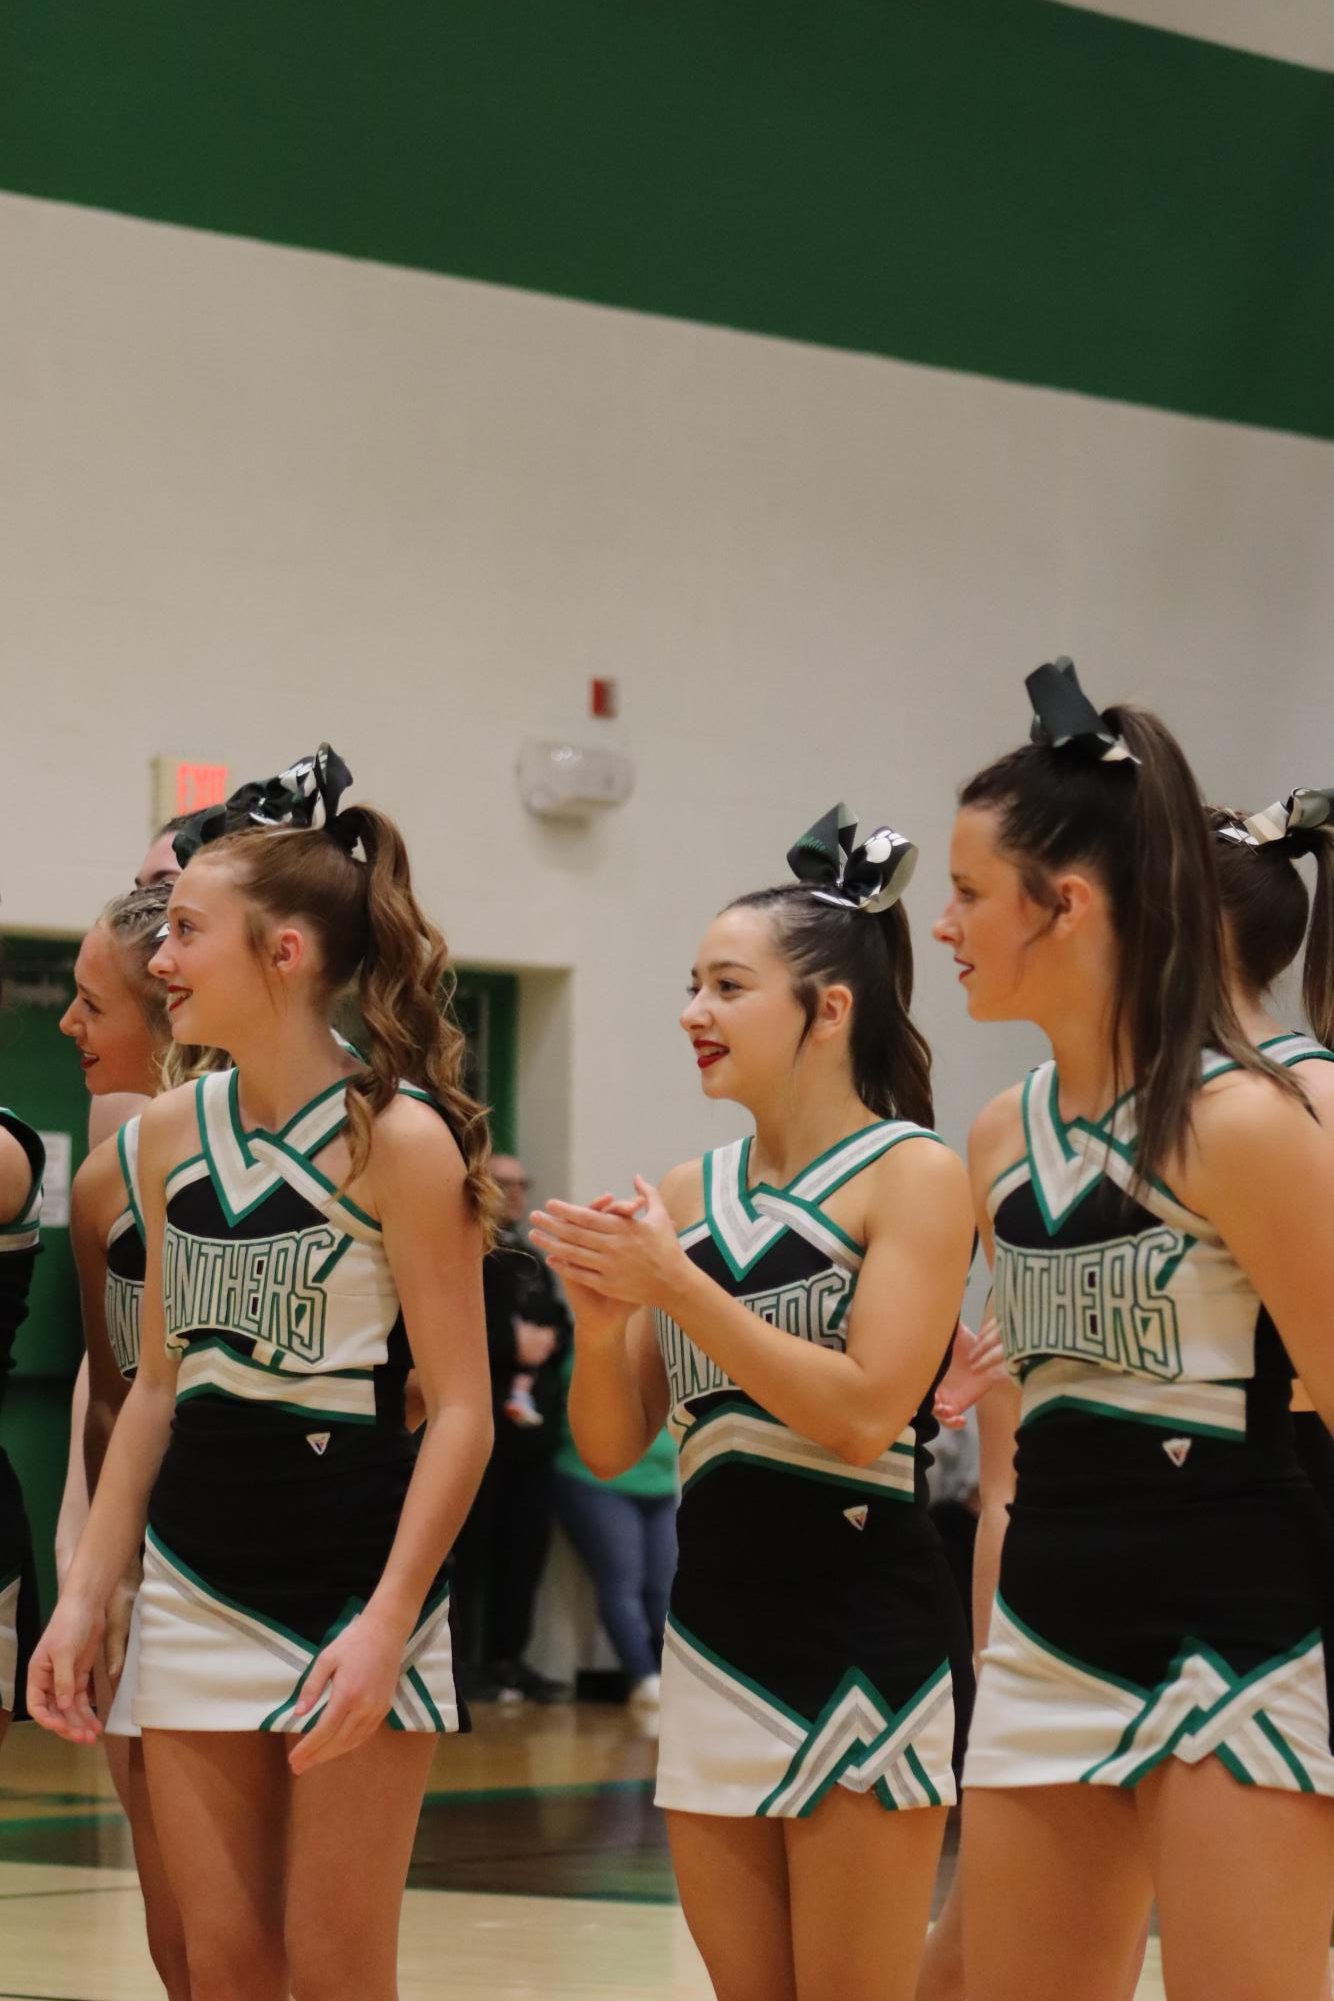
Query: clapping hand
531 1178 686 1313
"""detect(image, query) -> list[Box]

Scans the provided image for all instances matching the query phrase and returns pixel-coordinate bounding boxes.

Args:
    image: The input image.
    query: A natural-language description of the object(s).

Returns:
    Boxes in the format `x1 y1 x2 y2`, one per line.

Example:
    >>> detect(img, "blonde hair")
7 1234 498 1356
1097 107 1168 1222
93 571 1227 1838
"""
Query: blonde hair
98 884 172 1037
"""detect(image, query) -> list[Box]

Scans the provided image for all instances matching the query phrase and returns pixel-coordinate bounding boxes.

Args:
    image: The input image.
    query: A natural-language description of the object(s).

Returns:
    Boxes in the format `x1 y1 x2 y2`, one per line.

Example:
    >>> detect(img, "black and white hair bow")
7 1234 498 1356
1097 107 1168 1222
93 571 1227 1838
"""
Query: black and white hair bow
172 746 358 866
786 804 918 915
1216 786 1334 852
1027 658 1138 766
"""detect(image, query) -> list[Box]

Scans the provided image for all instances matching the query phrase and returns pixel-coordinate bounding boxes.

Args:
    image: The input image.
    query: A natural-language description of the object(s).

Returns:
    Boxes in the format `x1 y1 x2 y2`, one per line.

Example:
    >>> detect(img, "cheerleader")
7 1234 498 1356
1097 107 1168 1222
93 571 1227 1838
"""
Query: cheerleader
30 747 495 2001
57 823 188 1594
1212 788 1334 1519
533 808 974 2001
60 880 189 1994
935 664 1334 2001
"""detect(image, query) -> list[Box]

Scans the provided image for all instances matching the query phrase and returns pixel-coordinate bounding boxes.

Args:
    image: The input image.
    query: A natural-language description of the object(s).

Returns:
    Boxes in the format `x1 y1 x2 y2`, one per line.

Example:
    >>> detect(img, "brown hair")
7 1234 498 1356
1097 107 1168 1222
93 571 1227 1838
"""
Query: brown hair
725 887 934 1127
197 810 500 1242
960 706 1297 1184
99 883 173 1036
1211 809 1334 1049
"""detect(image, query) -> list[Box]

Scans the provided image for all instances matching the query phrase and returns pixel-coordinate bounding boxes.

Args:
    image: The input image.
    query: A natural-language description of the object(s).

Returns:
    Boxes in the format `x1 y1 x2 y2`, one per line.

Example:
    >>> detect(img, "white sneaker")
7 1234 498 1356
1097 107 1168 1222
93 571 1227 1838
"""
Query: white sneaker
629 1674 661 1708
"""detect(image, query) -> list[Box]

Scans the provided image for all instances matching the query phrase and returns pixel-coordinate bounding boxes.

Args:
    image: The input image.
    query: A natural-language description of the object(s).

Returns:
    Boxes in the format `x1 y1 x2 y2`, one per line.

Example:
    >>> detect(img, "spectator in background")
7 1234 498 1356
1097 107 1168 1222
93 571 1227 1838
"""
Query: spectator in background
453 1154 571 1703
553 1353 676 1707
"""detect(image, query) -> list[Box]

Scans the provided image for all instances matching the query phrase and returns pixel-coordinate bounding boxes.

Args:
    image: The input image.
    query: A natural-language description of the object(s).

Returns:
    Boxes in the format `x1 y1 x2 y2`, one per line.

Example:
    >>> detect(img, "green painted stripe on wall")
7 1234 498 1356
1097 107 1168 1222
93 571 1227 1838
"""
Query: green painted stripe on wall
2 0 1332 439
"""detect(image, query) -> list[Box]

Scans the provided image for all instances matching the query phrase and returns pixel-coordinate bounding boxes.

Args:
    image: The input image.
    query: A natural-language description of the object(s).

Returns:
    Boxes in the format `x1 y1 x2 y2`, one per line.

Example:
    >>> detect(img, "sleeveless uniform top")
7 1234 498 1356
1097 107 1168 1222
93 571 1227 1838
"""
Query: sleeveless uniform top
989 1050 1280 1446
965 1051 1334 1797
650 1121 972 1820
133 1068 463 1736
161 1068 424 1431
0 1110 45 1414
656 1122 942 1506
104 1115 145 1380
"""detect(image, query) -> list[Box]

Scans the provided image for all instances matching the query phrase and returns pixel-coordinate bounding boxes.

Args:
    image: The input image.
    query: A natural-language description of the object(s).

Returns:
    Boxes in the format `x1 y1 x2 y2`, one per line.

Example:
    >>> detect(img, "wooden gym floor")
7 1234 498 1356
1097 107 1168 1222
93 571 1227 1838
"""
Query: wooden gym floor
0 1701 1322 1999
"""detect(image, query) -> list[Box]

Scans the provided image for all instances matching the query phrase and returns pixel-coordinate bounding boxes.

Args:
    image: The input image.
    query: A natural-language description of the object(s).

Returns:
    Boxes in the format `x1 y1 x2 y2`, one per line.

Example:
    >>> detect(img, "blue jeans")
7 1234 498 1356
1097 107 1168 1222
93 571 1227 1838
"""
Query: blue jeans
553 1472 678 1681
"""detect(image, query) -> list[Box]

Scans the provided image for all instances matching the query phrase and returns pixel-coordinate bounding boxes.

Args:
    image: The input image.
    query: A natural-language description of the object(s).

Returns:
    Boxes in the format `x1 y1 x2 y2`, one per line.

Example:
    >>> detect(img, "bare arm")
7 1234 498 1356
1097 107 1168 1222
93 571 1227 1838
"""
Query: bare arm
361 1106 493 1635
289 1097 493 1772
68 1144 131 1496
0 1128 32 1222
535 1141 974 1469
971 1382 1019 1659
1183 1075 1334 1427
567 1306 671 1480
962 1086 1025 1658
1287 1062 1334 1418
54 1357 90 1587
563 1181 683 1480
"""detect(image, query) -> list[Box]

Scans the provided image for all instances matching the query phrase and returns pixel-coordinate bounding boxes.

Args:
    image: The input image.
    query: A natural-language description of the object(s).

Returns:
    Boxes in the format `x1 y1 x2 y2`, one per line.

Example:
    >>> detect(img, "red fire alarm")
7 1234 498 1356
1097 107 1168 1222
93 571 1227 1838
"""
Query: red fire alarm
590 677 618 719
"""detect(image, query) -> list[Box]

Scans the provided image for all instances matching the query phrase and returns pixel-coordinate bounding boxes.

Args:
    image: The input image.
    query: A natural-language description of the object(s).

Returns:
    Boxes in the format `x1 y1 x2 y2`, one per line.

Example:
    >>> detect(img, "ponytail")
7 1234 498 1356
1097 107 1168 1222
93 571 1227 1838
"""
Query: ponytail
199 812 501 1245
338 806 501 1242
960 701 1298 1185
1211 807 1334 1053
1301 830 1334 1049
726 885 934 1128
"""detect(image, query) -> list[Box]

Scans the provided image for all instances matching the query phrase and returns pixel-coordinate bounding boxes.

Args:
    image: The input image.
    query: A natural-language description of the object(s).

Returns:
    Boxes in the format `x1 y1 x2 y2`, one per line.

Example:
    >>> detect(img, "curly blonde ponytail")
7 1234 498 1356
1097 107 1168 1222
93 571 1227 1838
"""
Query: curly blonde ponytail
198 813 501 1245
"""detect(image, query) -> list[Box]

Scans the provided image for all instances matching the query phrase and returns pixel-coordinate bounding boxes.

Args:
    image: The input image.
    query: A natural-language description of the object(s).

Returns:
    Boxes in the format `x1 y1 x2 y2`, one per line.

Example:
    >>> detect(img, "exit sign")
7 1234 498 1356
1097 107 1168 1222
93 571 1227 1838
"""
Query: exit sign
151 756 230 830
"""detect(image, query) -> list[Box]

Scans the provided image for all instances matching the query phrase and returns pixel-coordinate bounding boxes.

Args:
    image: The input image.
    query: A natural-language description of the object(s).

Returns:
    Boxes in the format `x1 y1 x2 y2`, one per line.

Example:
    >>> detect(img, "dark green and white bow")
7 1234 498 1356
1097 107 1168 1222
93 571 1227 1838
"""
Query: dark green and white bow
1218 786 1334 852
787 804 918 915
173 745 355 865
1027 657 1137 766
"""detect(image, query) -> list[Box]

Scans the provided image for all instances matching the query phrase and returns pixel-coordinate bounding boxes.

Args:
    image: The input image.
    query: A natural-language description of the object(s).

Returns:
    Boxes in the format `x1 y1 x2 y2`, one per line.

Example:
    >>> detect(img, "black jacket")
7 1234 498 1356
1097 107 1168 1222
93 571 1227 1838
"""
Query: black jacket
482 1227 572 1458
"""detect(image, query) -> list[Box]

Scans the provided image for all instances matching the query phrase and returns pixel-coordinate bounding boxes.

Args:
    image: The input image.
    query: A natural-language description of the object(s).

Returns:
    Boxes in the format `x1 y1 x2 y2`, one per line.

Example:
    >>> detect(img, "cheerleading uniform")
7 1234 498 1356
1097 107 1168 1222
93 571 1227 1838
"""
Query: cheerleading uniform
1263 1033 1334 1523
653 1121 971 1818
128 1070 462 1734
104 1115 146 1382
0 1111 44 1714
966 1053 1334 1796
100 1116 146 1736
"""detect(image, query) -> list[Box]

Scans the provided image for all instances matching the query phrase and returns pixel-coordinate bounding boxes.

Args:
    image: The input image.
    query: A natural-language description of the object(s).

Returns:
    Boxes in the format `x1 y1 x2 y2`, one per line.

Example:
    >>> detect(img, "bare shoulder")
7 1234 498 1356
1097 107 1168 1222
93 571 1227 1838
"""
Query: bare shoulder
88 1091 149 1151
867 1131 971 1239
72 1134 127 1234
140 1080 202 1149
870 1128 967 1196
0 1127 34 1226
1173 1065 1318 1207
658 1157 705 1229
1292 1057 1334 1124
1163 1059 1334 1232
367 1091 466 1188
968 1082 1026 1180
1192 1063 1305 1141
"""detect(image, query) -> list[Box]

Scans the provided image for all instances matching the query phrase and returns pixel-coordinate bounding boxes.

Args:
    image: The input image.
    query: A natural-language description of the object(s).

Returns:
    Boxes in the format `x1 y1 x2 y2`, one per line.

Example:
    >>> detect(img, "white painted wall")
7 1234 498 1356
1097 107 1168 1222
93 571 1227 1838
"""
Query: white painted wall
4 190 1334 1207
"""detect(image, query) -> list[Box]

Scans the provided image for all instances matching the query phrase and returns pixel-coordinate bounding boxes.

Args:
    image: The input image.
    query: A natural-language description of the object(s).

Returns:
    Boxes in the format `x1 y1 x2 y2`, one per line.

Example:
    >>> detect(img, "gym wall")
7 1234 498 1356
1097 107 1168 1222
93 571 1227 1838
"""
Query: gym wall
2 0 1331 1205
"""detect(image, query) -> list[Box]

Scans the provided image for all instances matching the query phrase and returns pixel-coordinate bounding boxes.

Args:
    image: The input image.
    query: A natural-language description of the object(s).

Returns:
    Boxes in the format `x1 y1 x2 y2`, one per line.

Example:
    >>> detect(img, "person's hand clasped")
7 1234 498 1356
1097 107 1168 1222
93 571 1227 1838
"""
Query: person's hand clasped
287 1608 405 1776
530 1178 686 1312
933 1316 1007 1429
